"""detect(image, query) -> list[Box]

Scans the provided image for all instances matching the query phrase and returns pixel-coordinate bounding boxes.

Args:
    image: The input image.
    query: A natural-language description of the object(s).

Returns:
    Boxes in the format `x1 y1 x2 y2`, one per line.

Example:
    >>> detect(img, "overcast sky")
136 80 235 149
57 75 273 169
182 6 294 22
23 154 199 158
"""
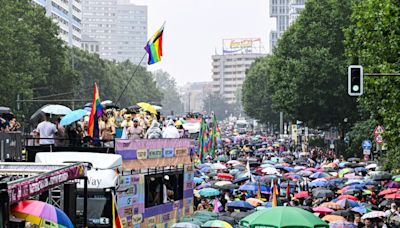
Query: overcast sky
132 0 276 85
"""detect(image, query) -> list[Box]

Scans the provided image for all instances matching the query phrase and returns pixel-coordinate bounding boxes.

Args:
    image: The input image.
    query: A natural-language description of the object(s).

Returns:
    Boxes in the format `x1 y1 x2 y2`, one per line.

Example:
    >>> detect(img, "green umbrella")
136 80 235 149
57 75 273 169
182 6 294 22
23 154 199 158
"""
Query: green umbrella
215 155 228 162
229 149 237 155
240 207 329 228
271 157 281 163
182 217 203 226
202 220 233 228
198 188 220 197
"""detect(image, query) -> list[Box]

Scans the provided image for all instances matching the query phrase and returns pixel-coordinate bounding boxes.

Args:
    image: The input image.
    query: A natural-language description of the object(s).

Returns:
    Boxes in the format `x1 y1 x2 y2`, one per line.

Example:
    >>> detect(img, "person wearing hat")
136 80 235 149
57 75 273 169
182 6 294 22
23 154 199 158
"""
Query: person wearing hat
127 118 144 139
121 114 134 128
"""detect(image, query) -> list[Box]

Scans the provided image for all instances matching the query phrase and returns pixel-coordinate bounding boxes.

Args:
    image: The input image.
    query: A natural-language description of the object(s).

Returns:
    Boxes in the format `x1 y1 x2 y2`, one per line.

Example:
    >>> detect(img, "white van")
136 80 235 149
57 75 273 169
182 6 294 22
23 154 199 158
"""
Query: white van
35 152 122 227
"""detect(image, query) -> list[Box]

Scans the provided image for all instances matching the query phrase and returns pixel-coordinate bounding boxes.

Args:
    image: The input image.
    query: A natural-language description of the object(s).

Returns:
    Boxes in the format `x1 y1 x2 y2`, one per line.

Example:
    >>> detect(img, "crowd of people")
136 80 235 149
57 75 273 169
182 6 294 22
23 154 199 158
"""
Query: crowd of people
29 107 189 147
188 132 400 228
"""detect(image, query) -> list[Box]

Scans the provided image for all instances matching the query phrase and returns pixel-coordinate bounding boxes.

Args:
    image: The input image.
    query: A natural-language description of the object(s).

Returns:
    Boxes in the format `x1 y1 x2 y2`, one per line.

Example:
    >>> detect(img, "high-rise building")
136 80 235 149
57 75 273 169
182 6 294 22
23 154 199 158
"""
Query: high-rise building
269 0 306 52
180 82 213 113
211 53 264 104
212 38 265 104
81 0 147 64
32 0 82 48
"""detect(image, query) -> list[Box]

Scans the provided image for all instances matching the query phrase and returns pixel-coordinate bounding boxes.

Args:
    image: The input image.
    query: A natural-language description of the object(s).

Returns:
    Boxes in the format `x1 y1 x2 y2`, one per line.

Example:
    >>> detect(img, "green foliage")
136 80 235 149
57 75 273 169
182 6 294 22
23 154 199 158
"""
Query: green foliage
153 70 183 115
242 57 279 124
345 118 378 158
242 0 358 128
203 94 235 119
345 0 400 170
0 0 162 121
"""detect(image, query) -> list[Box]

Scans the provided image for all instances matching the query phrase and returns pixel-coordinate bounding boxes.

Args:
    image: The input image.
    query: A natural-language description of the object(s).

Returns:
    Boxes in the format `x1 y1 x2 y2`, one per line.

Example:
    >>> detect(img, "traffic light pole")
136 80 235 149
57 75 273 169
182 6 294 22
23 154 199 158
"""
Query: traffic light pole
364 73 400 77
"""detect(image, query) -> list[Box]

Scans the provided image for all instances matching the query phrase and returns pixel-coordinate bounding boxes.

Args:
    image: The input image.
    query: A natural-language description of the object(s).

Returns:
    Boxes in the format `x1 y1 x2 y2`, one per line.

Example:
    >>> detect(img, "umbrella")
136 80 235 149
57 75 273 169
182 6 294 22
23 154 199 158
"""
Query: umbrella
347 158 360 162
246 198 264 207
335 199 360 208
371 172 392 181
260 175 278 183
297 170 313 177
351 206 369 214
231 211 254 223
215 155 229 162
313 206 334 214
262 167 279 174
329 220 356 228
41 104 72 115
294 191 310 199
11 200 73 228
214 181 232 187
217 216 235 226
310 172 330 179
197 183 212 190
320 202 344 210
198 188 220 197
201 220 232 228
217 173 233 180
309 181 329 188
384 193 400 199
361 211 386 219
385 181 400 188
211 163 227 170
217 184 239 190
194 177 204 185
172 222 200 228
227 160 242 166
239 182 270 192
182 217 204 226
137 102 157 114
331 210 352 217
226 201 255 211
233 177 249 184
322 215 346 223
365 164 377 169
0 106 11 114
314 189 334 198
337 195 358 201
60 109 88 126
378 188 399 196
240 207 329 228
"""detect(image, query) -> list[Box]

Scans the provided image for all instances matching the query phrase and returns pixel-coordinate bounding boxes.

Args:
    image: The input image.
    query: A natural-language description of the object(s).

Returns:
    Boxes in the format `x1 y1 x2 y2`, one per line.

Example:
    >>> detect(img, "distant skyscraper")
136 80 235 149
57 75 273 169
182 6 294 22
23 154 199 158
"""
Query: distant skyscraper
269 0 306 52
81 0 147 64
32 0 82 48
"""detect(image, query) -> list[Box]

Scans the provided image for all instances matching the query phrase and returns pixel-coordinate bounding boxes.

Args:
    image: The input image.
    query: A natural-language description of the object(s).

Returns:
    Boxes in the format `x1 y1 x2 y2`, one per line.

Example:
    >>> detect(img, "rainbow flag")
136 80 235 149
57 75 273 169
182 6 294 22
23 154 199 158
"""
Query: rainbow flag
87 83 103 139
111 192 123 228
144 23 164 65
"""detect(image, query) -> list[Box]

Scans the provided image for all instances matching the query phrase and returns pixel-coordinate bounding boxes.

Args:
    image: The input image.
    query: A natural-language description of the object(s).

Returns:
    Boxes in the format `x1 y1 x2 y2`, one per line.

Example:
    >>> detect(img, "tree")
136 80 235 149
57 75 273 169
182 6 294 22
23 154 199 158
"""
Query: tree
153 70 183 115
242 57 279 124
203 94 234 119
345 0 400 171
0 0 76 115
265 0 358 128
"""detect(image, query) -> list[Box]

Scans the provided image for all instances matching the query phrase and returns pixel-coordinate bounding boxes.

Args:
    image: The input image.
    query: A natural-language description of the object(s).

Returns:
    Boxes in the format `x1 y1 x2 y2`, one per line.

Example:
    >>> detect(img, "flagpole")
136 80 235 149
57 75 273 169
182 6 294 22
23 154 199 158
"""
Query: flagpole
114 52 147 105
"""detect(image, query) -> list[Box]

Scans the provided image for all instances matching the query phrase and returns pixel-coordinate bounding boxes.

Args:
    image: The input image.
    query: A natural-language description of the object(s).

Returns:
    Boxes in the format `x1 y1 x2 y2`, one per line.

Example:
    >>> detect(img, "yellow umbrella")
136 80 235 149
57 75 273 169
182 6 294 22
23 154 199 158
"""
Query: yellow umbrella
137 102 157 114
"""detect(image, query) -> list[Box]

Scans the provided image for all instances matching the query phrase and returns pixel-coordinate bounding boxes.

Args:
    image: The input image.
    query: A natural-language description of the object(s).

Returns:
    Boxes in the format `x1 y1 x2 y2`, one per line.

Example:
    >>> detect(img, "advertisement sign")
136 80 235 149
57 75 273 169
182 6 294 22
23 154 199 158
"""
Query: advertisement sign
223 38 262 54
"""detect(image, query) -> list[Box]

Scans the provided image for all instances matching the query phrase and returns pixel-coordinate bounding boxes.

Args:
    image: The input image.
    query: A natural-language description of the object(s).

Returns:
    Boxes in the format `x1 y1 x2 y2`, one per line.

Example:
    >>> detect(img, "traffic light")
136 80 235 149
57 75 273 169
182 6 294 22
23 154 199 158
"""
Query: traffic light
348 65 363 96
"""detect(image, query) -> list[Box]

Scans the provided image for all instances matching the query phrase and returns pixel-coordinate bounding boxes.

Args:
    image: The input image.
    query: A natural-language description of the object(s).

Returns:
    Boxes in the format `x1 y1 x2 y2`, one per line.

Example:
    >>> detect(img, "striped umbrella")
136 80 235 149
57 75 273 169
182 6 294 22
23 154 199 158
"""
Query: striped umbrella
12 200 73 228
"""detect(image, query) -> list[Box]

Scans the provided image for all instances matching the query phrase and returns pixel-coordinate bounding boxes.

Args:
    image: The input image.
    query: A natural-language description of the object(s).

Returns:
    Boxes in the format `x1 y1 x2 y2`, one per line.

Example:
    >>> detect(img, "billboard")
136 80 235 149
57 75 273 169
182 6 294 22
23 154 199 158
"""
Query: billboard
223 38 262 54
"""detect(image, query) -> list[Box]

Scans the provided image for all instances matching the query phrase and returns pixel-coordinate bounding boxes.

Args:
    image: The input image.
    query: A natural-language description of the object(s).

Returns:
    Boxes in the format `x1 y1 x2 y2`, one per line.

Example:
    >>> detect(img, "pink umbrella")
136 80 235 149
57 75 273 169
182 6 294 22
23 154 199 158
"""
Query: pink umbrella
313 206 334 214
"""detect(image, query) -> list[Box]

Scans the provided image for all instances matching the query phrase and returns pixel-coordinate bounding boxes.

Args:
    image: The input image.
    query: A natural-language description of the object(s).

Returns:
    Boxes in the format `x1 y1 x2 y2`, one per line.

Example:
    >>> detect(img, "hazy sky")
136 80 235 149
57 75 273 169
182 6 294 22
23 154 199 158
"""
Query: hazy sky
132 0 276 85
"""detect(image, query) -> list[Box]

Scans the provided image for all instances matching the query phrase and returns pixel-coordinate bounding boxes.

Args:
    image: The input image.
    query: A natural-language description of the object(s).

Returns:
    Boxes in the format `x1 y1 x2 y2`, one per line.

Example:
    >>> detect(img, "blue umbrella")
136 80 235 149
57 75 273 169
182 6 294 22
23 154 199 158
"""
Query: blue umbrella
309 181 328 187
351 206 368 214
227 201 255 210
283 167 295 172
193 177 204 184
233 177 250 184
60 109 88 126
197 164 209 169
310 172 330 179
201 167 210 173
335 199 360 208
355 167 368 173
239 182 270 192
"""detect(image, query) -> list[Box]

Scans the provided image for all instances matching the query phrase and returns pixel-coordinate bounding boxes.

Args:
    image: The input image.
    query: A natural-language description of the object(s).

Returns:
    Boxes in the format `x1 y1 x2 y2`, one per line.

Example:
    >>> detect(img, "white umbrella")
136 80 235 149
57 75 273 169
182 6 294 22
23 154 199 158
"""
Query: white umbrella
211 162 227 170
361 211 386 219
366 164 378 169
214 181 232 187
262 167 279 175
172 222 200 228
41 104 72 115
227 160 242 166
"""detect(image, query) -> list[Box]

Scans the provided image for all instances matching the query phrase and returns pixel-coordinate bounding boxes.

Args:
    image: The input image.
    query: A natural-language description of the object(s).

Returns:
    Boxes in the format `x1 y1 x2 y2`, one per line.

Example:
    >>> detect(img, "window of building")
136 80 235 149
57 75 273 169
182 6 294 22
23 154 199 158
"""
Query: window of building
145 171 184 208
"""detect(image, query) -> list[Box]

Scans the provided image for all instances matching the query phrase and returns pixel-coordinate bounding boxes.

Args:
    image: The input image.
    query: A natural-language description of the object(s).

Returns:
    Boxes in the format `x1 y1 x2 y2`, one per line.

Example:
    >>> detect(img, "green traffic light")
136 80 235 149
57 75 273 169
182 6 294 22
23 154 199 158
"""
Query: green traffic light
352 85 359 91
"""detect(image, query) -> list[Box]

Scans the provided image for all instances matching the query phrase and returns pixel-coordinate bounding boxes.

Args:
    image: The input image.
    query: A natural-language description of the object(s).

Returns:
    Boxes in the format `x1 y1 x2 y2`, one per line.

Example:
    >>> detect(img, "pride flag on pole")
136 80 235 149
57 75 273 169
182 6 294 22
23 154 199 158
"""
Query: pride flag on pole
87 83 103 139
144 22 164 65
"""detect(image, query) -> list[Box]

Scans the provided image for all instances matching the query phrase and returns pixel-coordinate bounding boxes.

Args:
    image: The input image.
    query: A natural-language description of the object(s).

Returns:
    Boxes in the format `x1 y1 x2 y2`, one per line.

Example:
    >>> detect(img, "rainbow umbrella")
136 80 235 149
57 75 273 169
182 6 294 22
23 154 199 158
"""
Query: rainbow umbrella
202 220 233 228
12 200 73 228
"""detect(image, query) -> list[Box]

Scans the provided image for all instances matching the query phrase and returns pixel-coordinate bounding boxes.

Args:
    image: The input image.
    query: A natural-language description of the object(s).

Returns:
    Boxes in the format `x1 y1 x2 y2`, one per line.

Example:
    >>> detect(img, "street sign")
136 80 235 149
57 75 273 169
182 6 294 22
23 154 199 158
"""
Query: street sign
373 125 385 136
374 134 383 145
330 143 335 149
362 140 372 149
